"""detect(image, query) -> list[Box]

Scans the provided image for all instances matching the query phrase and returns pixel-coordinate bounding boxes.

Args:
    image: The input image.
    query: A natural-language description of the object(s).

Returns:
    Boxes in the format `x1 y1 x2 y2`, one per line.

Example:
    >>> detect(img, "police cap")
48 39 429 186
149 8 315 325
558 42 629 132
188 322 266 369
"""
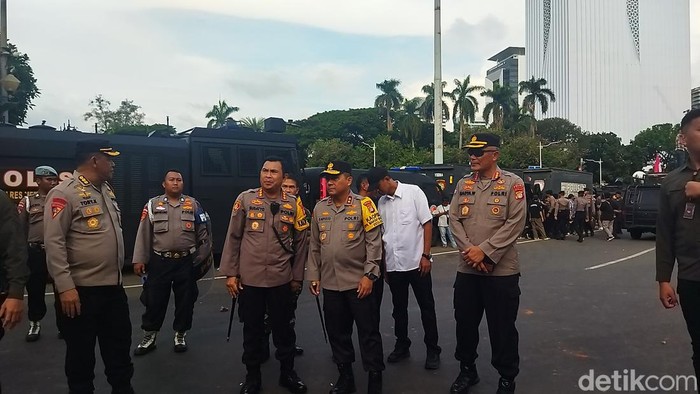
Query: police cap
463 133 501 149
320 161 352 178
34 165 58 177
75 139 120 158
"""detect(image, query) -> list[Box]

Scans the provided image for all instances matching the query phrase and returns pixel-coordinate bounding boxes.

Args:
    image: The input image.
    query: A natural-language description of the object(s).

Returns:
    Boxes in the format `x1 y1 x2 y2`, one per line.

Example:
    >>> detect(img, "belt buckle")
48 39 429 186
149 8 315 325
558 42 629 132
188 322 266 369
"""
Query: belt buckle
173 252 181 259
163 252 171 258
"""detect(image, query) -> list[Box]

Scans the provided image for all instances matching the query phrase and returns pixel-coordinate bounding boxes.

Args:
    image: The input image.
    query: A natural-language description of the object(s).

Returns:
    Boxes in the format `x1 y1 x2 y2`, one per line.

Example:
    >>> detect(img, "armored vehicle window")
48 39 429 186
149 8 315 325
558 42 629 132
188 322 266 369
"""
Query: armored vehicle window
238 147 259 177
201 146 232 176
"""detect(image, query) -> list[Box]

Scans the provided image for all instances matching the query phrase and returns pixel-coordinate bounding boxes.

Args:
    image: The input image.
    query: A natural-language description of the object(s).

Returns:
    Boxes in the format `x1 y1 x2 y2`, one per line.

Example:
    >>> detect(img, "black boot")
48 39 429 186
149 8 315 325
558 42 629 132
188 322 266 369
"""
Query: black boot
449 363 480 394
367 371 382 394
279 370 307 393
329 363 356 394
497 377 516 393
241 365 262 394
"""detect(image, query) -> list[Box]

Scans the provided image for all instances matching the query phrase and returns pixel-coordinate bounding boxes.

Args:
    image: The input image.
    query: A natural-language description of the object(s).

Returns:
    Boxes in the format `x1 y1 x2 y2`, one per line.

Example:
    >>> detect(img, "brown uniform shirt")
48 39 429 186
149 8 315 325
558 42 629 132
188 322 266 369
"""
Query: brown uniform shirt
18 192 48 243
546 195 557 215
44 171 125 293
132 194 211 265
574 196 589 214
449 169 527 276
554 196 570 217
220 188 309 287
306 193 383 291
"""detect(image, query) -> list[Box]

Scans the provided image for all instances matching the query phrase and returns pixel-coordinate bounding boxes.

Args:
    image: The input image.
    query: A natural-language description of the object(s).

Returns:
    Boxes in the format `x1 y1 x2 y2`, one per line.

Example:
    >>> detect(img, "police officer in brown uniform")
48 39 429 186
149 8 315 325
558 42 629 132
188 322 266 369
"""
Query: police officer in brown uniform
448 134 526 394
553 191 570 240
221 156 309 394
573 191 590 243
44 140 134 394
306 161 385 394
17 166 60 341
132 170 211 355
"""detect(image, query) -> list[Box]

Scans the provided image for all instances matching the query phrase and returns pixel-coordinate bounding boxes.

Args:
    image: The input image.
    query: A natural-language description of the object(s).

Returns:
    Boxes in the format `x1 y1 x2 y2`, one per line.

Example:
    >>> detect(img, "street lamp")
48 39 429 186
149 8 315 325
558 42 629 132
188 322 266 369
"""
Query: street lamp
361 141 376 167
539 140 562 168
0 0 19 124
583 158 603 186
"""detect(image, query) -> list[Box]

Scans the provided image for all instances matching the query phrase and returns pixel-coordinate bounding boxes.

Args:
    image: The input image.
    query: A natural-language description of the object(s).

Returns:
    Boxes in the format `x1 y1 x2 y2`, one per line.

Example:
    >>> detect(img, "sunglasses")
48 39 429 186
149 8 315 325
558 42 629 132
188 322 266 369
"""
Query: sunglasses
467 148 499 157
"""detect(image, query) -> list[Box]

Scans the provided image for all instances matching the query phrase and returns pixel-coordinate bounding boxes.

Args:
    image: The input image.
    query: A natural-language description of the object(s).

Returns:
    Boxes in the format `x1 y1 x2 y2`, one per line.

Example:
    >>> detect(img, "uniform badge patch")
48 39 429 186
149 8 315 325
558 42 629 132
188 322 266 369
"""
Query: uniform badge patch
493 185 506 191
494 198 501 203
283 203 293 210
497 179 506 185
17 198 26 214
491 206 501 215
233 199 242 214
140 207 148 221
256 212 264 219
321 211 330 216
251 199 263 206
51 197 67 218
185 222 193 229
282 225 289 232
86 217 99 229
251 221 260 230
320 232 327 242
461 205 469 216
363 200 376 213
513 184 525 200
346 210 357 215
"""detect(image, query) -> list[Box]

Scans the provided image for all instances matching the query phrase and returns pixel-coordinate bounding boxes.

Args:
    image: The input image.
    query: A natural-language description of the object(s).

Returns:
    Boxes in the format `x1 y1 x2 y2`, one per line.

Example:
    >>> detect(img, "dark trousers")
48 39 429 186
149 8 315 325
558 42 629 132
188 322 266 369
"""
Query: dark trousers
140 253 198 332
585 215 595 236
239 283 295 371
58 286 134 394
544 214 556 237
26 246 61 328
386 269 440 354
373 277 384 324
613 214 623 236
454 273 520 380
678 279 700 380
573 211 587 239
323 288 384 372
556 211 569 239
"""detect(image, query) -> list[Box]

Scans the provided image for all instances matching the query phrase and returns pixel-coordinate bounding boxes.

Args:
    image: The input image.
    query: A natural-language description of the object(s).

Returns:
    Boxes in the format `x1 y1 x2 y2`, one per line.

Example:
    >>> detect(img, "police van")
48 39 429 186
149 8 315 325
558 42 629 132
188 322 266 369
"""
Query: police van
0 120 301 259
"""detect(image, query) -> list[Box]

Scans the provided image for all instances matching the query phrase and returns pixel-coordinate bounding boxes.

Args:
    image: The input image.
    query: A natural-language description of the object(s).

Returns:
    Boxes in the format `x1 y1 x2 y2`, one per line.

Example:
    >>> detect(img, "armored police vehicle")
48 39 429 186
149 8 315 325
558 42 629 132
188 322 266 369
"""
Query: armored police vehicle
0 120 300 259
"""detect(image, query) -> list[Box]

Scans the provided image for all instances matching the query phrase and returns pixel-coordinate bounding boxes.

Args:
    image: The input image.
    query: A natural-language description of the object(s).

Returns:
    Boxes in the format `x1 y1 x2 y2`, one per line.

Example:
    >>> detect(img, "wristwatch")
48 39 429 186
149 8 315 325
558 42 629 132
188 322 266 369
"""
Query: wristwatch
364 272 379 281
422 253 432 260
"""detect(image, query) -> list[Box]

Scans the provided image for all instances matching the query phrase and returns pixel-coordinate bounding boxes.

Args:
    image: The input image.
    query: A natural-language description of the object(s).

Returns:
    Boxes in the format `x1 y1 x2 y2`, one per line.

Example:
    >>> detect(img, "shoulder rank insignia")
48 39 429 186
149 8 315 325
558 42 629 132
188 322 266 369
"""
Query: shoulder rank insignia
78 175 90 186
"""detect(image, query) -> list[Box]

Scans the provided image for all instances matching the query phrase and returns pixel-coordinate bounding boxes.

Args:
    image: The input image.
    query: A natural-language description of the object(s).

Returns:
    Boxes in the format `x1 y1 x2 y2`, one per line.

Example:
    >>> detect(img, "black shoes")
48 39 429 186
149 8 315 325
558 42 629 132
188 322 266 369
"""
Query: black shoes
449 364 480 394
386 348 410 363
425 352 440 370
174 331 188 353
240 377 261 394
25 321 40 342
330 363 356 394
497 377 516 393
367 371 382 394
134 331 157 356
279 371 308 393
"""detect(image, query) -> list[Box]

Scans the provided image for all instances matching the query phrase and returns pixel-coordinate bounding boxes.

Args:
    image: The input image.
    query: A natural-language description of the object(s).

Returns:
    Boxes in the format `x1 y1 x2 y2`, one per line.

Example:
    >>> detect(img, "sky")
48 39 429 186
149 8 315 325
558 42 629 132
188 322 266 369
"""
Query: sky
9 0 700 139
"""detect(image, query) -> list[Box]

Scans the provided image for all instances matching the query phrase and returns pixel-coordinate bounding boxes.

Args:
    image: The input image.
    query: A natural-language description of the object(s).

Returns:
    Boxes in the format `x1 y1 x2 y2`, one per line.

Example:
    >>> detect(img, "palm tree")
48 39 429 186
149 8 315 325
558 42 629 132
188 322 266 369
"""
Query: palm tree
518 77 556 137
452 75 484 148
206 100 239 128
397 97 424 149
481 85 518 130
240 117 265 132
420 81 454 124
374 79 404 132
504 106 536 137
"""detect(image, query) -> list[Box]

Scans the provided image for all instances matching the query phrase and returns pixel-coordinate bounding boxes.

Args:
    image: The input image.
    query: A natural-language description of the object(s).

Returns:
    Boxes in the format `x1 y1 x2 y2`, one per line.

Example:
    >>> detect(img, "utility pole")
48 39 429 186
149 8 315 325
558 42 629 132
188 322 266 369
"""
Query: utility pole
1 0 8 123
433 0 443 164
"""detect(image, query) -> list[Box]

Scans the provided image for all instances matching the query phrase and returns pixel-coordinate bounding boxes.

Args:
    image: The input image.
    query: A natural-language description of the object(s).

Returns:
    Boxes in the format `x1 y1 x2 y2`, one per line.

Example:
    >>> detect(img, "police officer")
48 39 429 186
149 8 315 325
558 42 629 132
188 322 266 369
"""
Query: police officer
449 133 526 394
132 170 211 355
553 191 570 240
307 161 385 394
221 156 309 394
17 166 60 341
0 189 29 393
44 140 134 394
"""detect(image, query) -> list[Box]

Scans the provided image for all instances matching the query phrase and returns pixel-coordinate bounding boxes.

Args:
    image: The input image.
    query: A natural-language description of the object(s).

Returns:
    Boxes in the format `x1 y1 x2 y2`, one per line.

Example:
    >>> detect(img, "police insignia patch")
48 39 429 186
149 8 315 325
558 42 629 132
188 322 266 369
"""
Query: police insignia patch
87 217 99 229
283 203 293 210
461 205 469 216
251 221 260 230
282 225 289 232
51 198 67 218
491 206 501 215
185 222 193 229
347 232 355 240
140 207 148 221
513 184 525 200
251 199 263 206
320 232 327 241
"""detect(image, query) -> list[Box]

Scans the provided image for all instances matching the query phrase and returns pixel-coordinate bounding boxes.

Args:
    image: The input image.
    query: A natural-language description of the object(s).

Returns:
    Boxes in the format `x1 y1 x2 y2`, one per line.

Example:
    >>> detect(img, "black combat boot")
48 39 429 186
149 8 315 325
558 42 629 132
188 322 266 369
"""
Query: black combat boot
497 377 516 393
449 363 480 394
240 365 262 394
367 371 382 394
329 363 356 394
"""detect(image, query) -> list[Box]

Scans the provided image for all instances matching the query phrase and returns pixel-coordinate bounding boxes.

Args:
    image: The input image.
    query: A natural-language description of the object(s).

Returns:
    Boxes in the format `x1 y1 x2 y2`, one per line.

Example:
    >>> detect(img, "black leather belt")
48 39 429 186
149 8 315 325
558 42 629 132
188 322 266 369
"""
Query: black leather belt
28 242 44 249
154 247 196 259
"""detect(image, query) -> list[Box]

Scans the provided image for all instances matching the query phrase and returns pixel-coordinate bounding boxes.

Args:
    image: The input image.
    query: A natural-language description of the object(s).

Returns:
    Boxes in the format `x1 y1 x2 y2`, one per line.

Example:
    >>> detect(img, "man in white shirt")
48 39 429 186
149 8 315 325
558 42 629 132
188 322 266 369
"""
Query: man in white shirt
366 167 441 371
433 198 457 248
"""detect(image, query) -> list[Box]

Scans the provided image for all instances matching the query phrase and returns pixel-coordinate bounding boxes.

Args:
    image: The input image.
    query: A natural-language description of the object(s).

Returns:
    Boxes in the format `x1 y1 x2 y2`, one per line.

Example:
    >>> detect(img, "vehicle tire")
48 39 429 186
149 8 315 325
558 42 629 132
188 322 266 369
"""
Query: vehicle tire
630 230 642 240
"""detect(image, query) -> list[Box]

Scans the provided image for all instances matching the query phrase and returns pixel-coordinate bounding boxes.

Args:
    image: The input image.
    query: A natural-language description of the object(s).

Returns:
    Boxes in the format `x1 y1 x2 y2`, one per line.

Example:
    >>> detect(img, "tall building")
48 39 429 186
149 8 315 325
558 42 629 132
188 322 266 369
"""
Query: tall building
526 0 691 140
692 87 700 109
485 47 526 104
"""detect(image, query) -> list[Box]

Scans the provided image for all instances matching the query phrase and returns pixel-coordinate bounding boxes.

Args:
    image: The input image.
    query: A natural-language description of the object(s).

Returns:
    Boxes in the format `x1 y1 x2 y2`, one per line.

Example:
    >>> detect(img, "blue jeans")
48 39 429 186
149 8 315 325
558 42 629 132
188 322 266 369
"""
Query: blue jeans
439 226 457 248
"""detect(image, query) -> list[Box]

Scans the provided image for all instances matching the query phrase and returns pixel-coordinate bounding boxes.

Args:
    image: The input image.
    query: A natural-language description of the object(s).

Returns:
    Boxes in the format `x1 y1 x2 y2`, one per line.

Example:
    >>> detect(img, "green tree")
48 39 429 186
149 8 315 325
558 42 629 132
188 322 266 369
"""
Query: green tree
579 132 630 182
537 117 584 143
481 84 517 130
420 81 454 124
452 75 483 149
374 79 404 132
206 100 239 128
498 134 539 169
2 43 40 125
288 108 386 151
628 123 679 171
396 98 424 149
518 77 556 137
240 117 265 132
503 107 536 137
83 95 146 133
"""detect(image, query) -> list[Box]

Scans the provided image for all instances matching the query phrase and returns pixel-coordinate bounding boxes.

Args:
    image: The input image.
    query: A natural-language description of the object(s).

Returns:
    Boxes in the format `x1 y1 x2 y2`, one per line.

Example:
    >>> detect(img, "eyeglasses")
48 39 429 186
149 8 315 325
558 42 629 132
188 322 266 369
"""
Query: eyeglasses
467 148 499 157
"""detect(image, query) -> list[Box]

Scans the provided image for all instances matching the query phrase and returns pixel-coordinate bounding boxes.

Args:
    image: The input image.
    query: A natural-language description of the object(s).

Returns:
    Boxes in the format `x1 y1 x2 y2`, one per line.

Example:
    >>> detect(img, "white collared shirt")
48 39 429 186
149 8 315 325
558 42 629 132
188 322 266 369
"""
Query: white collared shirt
378 181 433 272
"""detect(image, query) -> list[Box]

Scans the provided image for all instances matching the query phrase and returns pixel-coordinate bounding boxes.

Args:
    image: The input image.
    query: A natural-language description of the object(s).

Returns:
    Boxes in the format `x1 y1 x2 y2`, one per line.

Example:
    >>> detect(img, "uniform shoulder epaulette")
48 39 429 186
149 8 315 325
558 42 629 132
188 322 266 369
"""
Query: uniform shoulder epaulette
243 188 258 194
319 196 330 203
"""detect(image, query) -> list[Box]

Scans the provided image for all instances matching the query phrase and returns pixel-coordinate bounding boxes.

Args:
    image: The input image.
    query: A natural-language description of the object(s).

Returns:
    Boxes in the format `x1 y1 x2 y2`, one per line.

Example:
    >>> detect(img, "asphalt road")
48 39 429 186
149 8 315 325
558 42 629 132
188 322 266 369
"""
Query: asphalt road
0 232 695 393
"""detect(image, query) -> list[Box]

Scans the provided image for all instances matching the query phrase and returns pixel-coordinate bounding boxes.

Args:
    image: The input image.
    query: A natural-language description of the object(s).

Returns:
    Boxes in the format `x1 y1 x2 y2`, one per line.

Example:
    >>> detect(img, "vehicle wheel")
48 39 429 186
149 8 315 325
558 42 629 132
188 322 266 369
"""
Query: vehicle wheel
630 230 642 240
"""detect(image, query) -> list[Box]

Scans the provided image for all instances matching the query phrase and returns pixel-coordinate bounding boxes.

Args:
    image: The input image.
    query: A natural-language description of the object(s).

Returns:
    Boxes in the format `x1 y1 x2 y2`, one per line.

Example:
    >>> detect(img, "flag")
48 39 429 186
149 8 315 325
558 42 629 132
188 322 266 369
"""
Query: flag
653 153 662 173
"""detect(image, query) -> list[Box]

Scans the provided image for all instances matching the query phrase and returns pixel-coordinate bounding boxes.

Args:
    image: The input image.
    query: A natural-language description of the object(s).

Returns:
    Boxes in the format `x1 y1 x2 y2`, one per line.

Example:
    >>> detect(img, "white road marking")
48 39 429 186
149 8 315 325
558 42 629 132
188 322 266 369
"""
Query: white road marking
585 247 656 271
39 275 228 296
